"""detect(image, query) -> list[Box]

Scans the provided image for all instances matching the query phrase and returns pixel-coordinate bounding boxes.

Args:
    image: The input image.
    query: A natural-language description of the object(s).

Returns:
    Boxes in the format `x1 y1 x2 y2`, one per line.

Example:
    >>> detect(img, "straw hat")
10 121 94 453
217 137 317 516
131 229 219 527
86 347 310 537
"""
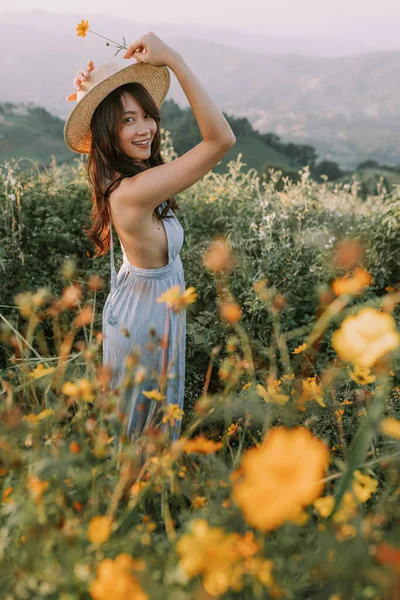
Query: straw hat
64 60 171 154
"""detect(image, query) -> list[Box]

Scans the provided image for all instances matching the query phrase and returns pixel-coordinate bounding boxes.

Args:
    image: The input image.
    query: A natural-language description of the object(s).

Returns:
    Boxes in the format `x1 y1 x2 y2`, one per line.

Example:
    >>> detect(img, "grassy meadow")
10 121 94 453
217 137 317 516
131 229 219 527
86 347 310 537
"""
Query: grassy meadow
0 129 400 599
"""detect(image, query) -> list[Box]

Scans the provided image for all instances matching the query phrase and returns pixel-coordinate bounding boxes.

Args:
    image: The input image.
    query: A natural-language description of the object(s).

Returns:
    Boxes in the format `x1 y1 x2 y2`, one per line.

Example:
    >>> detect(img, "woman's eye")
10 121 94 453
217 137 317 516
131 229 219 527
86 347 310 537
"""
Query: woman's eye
125 115 151 122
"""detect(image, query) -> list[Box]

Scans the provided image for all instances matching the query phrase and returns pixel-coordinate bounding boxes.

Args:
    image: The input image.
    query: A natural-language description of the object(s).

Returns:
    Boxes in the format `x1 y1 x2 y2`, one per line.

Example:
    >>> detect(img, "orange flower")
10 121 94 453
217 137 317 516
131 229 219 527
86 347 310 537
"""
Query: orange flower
332 307 400 367
142 389 166 402
219 301 242 324
161 403 184 426
27 475 49 503
76 19 89 37
156 285 197 312
332 267 372 296
292 343 307 354
203 237 236 273
183 435 223 454
379 417 400 439
89 554 148 600
87 515 112 545
232 427 330 532
298 376 326 410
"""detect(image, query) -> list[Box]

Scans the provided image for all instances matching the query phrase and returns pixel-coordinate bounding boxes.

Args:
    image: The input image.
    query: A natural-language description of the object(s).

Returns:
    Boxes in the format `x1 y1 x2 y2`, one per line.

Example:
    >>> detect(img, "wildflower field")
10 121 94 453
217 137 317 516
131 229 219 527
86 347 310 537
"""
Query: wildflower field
1 132 400 599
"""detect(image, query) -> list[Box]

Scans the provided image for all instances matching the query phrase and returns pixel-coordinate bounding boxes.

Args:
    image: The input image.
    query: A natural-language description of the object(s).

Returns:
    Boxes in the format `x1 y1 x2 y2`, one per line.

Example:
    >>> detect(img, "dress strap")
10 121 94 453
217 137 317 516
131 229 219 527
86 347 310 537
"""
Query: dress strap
107 204 118 326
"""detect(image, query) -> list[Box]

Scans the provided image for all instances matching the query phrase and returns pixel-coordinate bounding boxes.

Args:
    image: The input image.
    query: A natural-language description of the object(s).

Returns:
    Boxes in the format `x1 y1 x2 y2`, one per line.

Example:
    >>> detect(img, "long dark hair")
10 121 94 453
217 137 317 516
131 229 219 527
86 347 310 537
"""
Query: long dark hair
83 82 179 258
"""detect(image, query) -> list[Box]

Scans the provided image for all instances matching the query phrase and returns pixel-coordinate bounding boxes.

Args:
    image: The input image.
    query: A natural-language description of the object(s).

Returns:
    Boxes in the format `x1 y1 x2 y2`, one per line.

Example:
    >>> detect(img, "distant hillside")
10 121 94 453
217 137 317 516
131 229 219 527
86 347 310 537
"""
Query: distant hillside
0 101 306 177
0 10 399 169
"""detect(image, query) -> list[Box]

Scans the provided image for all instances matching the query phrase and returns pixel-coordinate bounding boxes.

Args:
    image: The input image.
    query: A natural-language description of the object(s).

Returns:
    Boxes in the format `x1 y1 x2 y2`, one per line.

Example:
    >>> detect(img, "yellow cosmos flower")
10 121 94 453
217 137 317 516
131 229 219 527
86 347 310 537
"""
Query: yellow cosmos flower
332 307 400 367
27 475 49 503
23 408 54 425
219 300 242 324
332 267 372 296
183 435 223 454
298 376 326 410
162 403 184 426
227 423 239 436
379 417 400 439
76 19 89 37
28 363 55 379
352 470 378 503
292 343 307 354
142 389 166 402
176 520 257 597
156 285 198 312
348 364 376 385
89 553 148 600
256 382 289 405
87 515 112 545
232 427 330 532
62 379 94 402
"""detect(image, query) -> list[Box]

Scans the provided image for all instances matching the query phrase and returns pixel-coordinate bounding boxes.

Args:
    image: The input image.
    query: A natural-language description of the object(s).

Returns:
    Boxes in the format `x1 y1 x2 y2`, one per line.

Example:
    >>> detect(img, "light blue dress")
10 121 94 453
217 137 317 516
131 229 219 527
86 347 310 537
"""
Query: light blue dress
102 199 186 442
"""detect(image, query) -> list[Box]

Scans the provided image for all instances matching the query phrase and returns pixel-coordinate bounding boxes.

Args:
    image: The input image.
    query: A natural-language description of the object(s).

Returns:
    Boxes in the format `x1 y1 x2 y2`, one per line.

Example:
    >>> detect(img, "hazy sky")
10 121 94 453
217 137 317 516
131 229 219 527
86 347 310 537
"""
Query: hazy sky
3 0 400 37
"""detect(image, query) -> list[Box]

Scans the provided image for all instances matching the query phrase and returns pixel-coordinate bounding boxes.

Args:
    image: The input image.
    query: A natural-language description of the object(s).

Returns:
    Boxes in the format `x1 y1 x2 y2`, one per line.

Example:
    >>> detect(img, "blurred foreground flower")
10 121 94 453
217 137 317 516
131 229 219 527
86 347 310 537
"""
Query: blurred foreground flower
379 417 400 439
332 267 372 296
232 427 330 531
87 515 112 545
203 236 236 274
298 376 326 410
332 307 400 367
176 519 277 596
90 553 148 600
256 382 289 405
156 285 198 312
182 435 223 454
348 364 376 385
28 363 55 380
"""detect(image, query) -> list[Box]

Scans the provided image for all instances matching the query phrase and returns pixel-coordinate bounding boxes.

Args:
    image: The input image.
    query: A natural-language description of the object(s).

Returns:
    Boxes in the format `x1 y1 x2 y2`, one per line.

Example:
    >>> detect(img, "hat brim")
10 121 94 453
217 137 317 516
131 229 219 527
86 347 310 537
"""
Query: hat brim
64 62 170 154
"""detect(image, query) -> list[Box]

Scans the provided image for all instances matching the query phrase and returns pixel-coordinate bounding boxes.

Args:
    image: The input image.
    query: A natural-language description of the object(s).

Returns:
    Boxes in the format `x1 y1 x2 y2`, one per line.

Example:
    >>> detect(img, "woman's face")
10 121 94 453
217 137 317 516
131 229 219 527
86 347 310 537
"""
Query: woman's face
118 93 158 159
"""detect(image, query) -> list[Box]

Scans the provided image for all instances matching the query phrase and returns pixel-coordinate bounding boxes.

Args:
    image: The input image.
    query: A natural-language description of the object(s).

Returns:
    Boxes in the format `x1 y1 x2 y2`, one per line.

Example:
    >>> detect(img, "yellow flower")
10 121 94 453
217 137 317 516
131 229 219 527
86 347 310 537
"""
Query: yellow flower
332 267 372 296
232 427 330 532
142 389 166 402
2 486 14 504
220 300 242 324
76 19 89 38
87 515 112 545
156 285 197 312
292 343 307 354
176 520 245 596
77 378 95 402
348 364 376 385
241 382 252 390
314 495 335 517
227 423 239 436
256 383 289 405
28 363 55 380
352 470 378 503
89 554 148 600
62 379 95 402
298 376 326 410
183 435 223 454
332 307 400 367
379 417 400 439
23 408 54 425
62 381 80 397
27 475 49 502
192 496 208 509
162 403 184 426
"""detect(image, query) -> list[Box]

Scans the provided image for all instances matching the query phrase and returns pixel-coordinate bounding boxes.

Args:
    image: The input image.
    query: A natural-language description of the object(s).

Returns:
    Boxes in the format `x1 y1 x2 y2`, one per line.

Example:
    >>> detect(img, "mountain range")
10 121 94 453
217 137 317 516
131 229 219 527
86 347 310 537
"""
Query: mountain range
1 9 400 169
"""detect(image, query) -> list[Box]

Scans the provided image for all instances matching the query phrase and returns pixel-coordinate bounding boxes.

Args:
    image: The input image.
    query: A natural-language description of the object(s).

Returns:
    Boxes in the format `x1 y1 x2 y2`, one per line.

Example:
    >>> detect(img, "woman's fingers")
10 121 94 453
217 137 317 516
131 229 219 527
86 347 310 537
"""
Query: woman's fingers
123 37 145 58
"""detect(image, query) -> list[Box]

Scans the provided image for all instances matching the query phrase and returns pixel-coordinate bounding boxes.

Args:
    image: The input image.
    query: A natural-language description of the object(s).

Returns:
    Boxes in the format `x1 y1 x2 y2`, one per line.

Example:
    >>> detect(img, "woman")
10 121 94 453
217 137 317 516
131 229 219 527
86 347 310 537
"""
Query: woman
64 32 236 445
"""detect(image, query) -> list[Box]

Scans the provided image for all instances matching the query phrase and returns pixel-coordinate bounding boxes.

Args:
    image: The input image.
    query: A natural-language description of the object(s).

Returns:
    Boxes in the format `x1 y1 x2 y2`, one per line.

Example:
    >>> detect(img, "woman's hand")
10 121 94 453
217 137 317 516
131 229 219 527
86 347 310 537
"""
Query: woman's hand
123 32 178 68
66 60 95 101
